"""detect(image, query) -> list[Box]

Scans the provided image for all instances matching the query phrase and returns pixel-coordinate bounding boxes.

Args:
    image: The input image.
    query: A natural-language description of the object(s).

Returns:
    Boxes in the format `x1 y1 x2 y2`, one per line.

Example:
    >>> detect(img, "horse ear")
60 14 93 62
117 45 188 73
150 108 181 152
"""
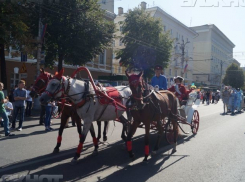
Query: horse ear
138 71 143 77
56 68 64 79
125 71 130 78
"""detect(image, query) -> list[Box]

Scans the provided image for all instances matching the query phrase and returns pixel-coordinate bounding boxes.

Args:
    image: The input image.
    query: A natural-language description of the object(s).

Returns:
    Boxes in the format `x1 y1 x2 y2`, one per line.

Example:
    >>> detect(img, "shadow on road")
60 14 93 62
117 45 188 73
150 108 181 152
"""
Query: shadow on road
0 129 195 181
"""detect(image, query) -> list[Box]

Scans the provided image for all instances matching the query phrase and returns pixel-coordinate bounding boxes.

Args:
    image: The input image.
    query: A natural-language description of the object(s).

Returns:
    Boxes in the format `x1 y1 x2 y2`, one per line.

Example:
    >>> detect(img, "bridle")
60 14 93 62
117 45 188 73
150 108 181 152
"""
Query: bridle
32 73 52 95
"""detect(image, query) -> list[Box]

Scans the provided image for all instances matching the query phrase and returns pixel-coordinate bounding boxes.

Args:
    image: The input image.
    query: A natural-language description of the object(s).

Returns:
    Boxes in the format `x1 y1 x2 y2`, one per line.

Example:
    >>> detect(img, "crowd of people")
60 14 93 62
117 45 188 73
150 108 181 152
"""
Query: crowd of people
0 80 57 137
200 91 220 105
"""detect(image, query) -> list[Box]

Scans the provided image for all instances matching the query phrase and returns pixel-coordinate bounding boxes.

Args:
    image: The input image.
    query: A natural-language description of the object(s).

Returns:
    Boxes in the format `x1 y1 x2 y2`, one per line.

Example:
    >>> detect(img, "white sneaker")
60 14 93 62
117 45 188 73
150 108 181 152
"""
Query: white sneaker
17 128 22 131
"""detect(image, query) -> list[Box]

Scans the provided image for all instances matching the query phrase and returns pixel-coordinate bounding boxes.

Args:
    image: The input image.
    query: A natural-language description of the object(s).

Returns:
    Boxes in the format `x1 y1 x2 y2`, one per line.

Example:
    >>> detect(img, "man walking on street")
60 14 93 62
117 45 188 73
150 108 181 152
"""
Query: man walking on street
11 80 27 131
0 82 15 136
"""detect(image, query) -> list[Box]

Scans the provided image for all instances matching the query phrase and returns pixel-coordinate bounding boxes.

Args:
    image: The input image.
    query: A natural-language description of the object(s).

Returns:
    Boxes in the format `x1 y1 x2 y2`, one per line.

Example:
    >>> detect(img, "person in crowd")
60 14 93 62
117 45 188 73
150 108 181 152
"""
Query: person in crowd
230 88 237 115
215 92 219 104
222 87 230 114
0 82 15 136
168 76 193 104
4 96 13 119
151 65 168 90
236 88 243 113
11 80 27 131
25 86 33 116
45 101 55 131
212 91 215 104
202 91 206 104
205 91 210 105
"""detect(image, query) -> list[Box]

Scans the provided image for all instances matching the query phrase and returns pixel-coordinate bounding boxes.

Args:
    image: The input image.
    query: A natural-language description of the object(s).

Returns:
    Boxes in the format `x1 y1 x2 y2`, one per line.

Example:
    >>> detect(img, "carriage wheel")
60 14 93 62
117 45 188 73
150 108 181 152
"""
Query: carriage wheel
165 121 175 145
191 110 199 134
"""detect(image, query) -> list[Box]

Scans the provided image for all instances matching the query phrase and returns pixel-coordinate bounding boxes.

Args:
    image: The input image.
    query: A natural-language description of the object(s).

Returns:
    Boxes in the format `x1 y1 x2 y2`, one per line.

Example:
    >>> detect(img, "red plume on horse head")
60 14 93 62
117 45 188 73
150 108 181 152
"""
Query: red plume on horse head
54 68 64 79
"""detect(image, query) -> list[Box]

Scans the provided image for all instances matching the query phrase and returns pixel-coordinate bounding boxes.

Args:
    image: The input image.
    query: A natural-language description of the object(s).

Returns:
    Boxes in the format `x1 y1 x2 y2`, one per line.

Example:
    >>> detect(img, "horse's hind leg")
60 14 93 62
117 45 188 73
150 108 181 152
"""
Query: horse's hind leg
53 113 69 153
143 121 150 162
103 121 108 141
171 119 179 154
89 123 99 155
152 120 164 155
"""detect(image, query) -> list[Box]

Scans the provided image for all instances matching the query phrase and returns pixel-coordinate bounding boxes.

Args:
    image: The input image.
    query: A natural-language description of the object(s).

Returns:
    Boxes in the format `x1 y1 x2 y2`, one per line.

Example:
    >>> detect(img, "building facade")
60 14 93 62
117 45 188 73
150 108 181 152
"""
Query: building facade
190 24 235 88
113 2 197 87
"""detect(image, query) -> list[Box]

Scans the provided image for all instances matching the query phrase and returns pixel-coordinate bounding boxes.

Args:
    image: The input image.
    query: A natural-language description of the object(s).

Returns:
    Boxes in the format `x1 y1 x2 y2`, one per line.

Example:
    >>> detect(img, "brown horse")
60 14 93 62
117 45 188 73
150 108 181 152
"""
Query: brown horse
125 71 179 162
29 69 110 154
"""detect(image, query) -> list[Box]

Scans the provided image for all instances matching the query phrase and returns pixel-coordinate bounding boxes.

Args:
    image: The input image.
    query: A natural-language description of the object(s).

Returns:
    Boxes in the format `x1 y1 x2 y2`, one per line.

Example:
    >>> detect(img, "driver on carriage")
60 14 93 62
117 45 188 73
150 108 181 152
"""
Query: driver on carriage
151 65 168 90
168 76 193 104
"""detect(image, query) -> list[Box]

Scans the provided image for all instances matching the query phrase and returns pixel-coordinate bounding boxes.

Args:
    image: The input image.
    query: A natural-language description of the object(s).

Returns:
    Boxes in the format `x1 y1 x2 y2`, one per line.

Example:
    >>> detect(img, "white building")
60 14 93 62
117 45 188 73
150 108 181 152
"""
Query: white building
190 24 235 88
113 2 197 87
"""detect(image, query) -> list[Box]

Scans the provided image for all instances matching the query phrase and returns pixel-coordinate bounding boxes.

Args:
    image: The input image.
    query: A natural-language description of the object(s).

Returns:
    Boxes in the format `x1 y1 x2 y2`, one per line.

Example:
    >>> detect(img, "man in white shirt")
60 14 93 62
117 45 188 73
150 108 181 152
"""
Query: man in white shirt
25 86 33 116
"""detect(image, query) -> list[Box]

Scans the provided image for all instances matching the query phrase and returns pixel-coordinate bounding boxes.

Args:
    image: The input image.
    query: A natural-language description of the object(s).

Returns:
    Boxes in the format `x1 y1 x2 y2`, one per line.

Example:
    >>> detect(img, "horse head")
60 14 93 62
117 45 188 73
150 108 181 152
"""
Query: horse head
39 69 65 105
126 71 145 103
188 91 197 102
30 68 53 98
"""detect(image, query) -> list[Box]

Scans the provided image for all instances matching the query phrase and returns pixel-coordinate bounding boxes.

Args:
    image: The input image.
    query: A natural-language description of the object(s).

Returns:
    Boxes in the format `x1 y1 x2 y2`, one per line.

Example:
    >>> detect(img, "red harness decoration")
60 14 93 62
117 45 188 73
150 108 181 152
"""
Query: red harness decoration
98 87 122 105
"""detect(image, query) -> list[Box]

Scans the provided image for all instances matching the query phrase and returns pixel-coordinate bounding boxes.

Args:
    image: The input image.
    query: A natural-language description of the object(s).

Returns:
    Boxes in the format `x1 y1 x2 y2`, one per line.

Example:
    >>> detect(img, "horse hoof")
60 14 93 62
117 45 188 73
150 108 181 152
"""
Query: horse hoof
142 159 149 164
103 136 107 142
53 148 59 154
70 158 78 165
129 153 135 160
92 150 98 156
171 149 177 154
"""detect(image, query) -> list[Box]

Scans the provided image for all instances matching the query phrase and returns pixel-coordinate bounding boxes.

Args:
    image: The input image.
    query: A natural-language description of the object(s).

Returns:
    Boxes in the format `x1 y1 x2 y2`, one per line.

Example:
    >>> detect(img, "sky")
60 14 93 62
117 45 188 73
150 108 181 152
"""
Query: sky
114 0 245 66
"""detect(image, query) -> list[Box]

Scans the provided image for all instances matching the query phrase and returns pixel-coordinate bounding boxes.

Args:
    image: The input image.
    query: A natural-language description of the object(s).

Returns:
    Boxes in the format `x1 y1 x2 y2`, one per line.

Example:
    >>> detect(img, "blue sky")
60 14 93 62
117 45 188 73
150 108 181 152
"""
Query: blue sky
114 0 245 66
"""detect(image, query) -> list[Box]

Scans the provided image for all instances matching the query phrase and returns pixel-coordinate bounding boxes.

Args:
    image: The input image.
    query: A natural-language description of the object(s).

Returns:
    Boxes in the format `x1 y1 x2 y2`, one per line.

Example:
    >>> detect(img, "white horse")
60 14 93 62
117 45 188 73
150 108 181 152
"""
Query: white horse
39 69 131 164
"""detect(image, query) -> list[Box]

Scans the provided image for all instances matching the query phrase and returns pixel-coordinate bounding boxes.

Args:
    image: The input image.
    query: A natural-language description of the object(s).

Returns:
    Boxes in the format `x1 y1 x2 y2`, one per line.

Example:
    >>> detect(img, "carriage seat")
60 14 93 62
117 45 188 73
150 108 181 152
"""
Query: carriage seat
98 87 122 105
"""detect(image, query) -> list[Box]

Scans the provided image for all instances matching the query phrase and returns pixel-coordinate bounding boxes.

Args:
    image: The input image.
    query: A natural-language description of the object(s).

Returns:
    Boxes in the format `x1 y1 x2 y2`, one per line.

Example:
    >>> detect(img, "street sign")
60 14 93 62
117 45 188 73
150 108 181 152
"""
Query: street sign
20 73 28 79
19 63 27 73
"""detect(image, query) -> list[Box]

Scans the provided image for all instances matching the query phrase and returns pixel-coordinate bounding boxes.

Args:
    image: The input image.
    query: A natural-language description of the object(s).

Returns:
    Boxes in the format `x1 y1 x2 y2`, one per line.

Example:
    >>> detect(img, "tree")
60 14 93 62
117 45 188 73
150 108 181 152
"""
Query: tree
223 63 244 89
39 0 115 71
116 8 173 78
0 2 35 89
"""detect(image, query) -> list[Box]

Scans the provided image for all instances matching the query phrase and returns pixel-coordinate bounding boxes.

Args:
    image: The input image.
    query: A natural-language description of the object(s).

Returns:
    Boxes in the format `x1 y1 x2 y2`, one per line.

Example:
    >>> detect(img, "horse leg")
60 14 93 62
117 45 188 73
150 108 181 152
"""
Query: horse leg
126 120 140 159
103 121 108 141
143 121 150 162
89 123 99 155
96 121 101 141
171 119 179 154
53 113 69 153
119 115 128 142
152 120 164 155
71 121 92 164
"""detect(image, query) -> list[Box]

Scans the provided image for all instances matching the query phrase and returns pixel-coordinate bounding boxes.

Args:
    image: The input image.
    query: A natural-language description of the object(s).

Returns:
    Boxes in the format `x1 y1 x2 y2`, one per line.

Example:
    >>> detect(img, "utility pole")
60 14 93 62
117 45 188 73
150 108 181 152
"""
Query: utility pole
220 60 224 98
177 39 190 77
36 2 42 78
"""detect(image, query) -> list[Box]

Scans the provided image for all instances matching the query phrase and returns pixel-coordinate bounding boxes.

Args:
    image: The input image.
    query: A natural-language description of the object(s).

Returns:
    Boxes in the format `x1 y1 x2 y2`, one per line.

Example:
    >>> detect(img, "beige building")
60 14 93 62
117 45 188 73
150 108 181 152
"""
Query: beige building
190 24 235 88
113 2 197 87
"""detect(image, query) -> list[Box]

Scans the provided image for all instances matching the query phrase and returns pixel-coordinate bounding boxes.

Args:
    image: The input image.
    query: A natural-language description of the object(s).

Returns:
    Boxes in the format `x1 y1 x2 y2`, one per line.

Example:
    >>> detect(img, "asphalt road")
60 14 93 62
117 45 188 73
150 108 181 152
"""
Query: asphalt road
0 101 245 182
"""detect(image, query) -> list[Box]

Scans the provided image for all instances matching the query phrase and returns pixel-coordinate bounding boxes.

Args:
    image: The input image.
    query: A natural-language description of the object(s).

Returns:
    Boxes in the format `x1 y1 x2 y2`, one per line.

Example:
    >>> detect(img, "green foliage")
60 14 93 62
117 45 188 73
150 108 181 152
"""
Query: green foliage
0 2 34 50
223 63 244 89
39 0 115 70
116 8 173 78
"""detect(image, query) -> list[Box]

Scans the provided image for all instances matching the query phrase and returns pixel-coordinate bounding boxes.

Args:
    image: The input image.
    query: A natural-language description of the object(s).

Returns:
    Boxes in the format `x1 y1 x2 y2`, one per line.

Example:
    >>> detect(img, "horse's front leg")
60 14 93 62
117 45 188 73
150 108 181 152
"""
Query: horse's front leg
152 120 164 155
71 119 93 164
96 121 101 141
53 113 69 153
89 123 99 155
103 121 109 141
126 119 140 160
143 121 150 162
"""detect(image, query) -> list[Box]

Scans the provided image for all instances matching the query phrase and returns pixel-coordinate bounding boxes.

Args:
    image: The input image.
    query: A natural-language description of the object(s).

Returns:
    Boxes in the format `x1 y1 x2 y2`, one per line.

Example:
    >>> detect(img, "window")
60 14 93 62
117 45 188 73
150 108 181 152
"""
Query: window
170 29 172 35
163 26 166 32
118 66 122 73
99 50 106 64
113 40 115 47
169 69 172 76
176 32 179 40
11 73 20 88
119 40 123 46
181 35 183 41
119 26 123 32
